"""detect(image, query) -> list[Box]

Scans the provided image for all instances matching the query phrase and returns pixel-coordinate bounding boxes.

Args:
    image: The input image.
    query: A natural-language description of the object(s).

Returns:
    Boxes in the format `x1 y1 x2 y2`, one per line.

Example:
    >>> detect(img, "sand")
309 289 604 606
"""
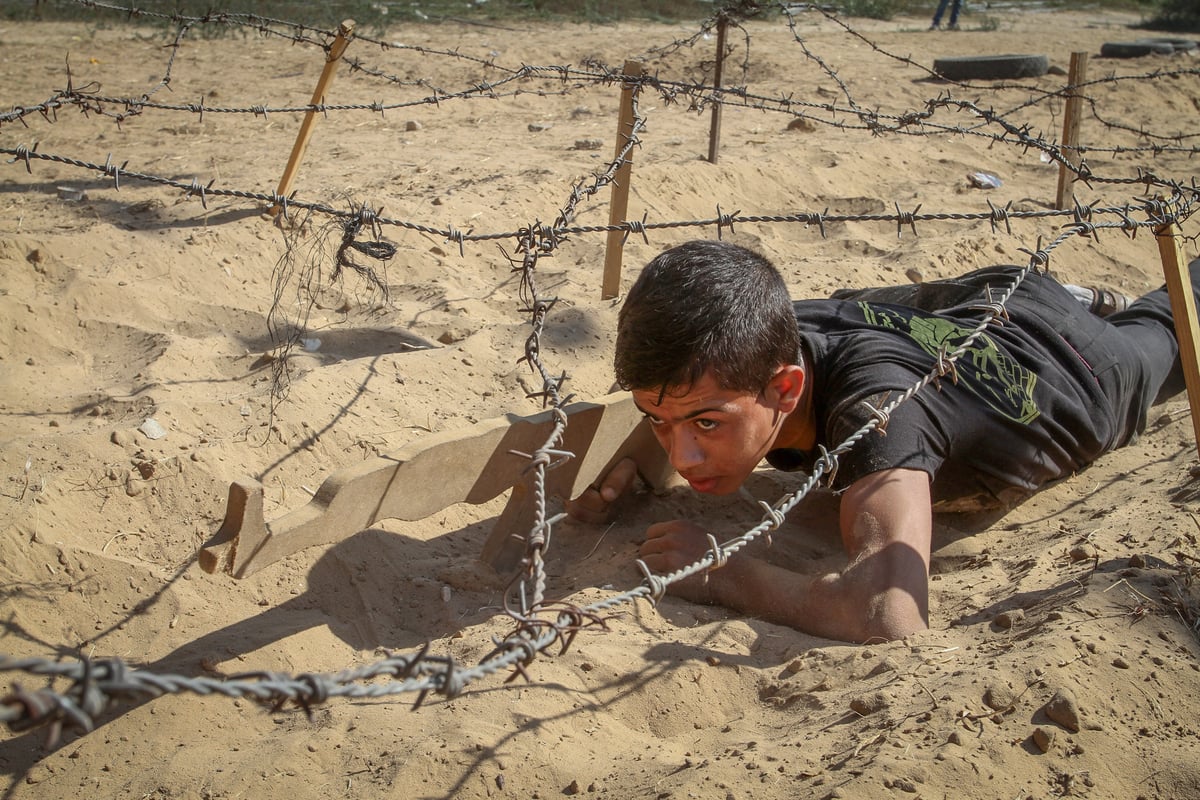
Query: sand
2 6 1200 799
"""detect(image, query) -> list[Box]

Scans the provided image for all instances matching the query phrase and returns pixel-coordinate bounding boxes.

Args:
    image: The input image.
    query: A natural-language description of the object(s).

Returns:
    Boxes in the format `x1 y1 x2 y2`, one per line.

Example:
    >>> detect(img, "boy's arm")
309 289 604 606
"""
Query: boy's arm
640 467 932 643
563 456 642 523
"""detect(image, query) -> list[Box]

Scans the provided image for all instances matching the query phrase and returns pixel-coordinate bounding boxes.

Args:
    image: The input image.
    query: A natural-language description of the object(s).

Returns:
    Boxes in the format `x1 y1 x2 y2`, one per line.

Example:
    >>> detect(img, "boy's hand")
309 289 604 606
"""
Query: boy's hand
639 519 719 604
564 457 639 523
638 520 711 573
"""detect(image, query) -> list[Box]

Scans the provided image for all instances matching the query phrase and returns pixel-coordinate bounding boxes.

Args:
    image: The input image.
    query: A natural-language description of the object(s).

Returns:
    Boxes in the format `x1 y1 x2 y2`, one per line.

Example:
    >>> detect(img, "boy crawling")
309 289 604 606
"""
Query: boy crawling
568 240 1196 643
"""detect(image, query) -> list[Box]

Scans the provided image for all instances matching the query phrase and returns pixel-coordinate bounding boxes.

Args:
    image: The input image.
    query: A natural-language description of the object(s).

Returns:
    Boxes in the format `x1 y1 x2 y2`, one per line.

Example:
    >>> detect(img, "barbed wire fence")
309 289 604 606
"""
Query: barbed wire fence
2 0 1199 746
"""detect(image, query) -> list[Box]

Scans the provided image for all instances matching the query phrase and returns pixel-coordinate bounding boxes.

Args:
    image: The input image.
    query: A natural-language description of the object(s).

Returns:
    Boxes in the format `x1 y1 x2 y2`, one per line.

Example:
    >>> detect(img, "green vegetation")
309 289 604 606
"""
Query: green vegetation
2 0 1195 29
1 0 717 28
1143 0 1200 31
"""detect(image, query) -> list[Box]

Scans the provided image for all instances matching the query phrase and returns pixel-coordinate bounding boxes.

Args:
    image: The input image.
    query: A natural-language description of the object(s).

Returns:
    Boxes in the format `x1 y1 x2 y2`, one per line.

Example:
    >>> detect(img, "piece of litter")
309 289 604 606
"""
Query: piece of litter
239 405 252 417
57 186 87 202
139 418 167 440
301 337 322 352
967 171 1002 189
441 586 452 603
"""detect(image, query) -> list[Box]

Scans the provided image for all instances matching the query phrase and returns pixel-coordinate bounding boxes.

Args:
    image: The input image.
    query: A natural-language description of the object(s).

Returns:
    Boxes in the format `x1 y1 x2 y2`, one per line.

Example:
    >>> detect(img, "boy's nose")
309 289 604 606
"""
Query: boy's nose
669 430 705 472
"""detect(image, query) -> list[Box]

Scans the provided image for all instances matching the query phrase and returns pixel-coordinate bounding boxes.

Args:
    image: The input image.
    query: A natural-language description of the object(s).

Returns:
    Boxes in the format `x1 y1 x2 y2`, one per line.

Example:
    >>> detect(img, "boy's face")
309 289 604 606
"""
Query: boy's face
631 369 798 495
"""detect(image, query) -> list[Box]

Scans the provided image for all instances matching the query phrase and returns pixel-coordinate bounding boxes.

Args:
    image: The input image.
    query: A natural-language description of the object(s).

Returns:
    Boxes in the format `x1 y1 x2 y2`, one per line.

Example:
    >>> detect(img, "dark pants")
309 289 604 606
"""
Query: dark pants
931 0 962 27
1079 260 1199 443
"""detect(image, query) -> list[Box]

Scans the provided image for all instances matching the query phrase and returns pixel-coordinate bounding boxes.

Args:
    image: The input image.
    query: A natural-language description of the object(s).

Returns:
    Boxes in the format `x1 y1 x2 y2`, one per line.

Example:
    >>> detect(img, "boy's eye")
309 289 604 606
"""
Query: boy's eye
694 418 718 431
644 415 664 426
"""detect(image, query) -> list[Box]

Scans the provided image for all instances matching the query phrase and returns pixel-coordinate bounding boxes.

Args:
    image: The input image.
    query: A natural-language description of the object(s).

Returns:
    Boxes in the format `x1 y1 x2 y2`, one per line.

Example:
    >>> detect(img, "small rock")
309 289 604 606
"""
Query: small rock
25 357 34 366
905 267 924 284
111 429 133 447
1043 688 1081 732
572 138 604 151
849 691 889 716
1112 656 1131 669
947 730 964 746
864 657 898 678
994 608 1025 629
1032 726 1055 753
404 120 422 131
786 116 816 132
1128 553 1147 568
124 471 143 497
1069 544 1097 562
1047 65 1068 76
983 685 1015 712
564 779 580 795
528 121 552 132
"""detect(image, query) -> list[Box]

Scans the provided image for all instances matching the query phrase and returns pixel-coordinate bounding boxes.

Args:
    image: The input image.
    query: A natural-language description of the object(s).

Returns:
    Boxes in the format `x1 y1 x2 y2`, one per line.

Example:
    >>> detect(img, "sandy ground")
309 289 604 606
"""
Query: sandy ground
2 5 1200 799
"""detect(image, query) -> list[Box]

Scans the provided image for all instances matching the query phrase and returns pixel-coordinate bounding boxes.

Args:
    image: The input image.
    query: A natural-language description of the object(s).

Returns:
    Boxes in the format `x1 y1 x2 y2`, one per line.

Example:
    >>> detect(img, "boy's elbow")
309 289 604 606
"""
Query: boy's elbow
860 591 928 643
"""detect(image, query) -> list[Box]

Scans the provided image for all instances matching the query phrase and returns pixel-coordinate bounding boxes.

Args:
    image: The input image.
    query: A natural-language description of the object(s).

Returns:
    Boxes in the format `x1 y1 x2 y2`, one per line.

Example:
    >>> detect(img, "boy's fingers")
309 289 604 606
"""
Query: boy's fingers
599 457 638 502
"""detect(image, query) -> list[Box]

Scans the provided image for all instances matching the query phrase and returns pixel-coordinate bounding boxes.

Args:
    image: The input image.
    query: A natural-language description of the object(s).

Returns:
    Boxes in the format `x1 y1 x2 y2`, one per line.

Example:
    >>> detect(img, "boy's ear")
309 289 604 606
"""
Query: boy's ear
767 364 806 413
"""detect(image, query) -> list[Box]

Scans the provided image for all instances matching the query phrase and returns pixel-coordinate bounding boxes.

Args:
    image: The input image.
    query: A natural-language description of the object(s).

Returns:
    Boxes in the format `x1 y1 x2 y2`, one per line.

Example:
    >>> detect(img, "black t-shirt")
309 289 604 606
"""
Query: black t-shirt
767 267 1117 510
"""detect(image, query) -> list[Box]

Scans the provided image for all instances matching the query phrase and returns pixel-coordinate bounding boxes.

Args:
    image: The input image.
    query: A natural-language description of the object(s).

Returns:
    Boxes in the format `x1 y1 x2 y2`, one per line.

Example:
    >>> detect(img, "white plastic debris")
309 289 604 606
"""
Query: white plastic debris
301 337 322 352
139 418 167 440
967 171 1002 189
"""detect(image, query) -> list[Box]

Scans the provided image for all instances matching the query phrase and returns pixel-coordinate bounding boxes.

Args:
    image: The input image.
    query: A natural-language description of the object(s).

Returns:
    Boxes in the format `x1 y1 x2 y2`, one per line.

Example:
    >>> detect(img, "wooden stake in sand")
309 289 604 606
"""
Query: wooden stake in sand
270 19 356 217
602 61 645 301
707 16 728 165
1154 209 1200 453
1055 51 1088 211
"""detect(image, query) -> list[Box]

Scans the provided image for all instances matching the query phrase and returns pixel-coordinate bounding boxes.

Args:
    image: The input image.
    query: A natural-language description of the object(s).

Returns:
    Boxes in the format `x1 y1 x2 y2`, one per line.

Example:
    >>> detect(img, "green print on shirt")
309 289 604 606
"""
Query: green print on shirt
859 302 1040 424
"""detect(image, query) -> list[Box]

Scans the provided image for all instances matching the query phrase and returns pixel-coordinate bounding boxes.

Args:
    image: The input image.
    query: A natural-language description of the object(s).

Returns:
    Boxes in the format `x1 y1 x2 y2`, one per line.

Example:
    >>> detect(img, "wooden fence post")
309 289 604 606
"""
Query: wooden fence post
601 60 644 301
1154 209 1200 453
270 19 356 217
707 16 728 164
1055 51 1088 210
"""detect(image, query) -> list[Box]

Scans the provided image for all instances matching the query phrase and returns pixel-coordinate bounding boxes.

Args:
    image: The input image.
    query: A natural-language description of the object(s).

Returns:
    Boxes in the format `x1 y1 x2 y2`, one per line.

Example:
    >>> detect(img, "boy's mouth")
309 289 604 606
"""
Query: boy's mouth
686 476 720 493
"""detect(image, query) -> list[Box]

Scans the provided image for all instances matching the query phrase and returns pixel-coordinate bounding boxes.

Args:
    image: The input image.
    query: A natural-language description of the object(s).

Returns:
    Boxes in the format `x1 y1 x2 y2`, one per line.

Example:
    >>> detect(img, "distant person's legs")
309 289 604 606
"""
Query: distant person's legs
930 0 952 29
947 0 963 29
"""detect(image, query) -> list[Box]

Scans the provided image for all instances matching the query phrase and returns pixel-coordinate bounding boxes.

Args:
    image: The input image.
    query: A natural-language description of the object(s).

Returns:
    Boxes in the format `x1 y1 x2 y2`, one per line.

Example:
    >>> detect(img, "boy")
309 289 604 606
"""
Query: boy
568 240 1196 643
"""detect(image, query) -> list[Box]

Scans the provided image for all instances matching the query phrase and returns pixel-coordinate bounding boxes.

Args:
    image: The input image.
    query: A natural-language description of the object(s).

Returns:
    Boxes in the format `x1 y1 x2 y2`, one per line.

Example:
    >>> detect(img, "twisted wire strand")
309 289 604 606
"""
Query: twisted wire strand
3 1 1198 743
1 204 1189 740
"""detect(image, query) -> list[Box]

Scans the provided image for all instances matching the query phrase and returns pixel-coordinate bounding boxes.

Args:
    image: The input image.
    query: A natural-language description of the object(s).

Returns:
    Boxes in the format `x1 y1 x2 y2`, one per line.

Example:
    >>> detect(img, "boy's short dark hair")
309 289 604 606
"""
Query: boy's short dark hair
615 240 801 394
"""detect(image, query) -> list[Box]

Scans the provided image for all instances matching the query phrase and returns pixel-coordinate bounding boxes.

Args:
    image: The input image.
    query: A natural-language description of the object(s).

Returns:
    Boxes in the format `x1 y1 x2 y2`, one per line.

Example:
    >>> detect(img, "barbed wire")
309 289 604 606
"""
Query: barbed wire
2 0 1199 746
68 0 337 49
4 140 1196 255
1 199 1190 743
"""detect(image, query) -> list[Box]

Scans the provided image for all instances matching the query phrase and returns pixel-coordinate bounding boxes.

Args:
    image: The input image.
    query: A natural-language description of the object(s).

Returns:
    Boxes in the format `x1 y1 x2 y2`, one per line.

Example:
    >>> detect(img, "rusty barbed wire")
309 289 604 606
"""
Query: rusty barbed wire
68 0 335 49
6 139 1196 242
3 2 1200 744
3 191 1191 739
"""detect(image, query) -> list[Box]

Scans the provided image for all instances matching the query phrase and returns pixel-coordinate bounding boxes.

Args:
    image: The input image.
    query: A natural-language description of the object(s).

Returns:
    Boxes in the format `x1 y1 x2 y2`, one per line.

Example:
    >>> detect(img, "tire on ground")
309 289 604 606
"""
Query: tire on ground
932 54 1049 81
1100 41 1174 57
1137 37 1198 52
